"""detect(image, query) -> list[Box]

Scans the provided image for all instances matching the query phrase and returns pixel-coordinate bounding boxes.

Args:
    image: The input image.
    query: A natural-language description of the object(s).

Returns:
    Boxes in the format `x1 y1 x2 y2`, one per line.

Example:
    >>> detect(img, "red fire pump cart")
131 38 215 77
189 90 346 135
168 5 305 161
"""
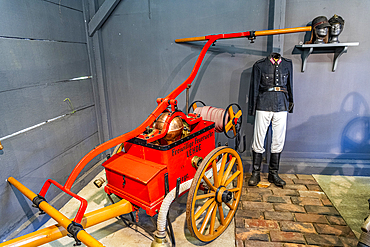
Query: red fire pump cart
2 25 311 247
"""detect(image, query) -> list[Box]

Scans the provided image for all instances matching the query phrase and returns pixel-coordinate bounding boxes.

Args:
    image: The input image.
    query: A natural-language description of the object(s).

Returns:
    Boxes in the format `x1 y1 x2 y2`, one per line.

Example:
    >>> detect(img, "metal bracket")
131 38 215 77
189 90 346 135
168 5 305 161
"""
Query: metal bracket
175 178 180 199
32 194 47 215
293 42 359 72
164 173 169 196
67 221 84 246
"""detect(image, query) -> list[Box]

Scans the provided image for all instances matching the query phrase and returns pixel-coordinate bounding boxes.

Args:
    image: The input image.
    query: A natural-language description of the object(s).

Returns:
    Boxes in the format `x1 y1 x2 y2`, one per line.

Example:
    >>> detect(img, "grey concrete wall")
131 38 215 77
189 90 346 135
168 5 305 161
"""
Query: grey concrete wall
282 0 370 175
95 0 370 176
0 0 102 241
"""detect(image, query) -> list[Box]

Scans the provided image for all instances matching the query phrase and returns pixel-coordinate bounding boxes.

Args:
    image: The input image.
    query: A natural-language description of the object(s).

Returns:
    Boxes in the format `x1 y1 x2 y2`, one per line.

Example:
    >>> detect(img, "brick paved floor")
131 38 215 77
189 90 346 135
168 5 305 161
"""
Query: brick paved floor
235 173 359 247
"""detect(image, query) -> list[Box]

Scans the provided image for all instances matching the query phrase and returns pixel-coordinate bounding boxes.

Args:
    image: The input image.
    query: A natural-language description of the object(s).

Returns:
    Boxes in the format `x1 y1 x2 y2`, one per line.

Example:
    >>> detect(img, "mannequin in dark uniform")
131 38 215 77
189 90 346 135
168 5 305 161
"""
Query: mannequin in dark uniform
248 53 294 187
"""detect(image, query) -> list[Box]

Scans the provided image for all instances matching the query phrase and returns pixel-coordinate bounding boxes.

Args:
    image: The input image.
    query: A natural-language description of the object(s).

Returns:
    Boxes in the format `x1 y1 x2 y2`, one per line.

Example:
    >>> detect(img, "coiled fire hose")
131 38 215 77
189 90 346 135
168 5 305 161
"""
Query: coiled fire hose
194 106 229 133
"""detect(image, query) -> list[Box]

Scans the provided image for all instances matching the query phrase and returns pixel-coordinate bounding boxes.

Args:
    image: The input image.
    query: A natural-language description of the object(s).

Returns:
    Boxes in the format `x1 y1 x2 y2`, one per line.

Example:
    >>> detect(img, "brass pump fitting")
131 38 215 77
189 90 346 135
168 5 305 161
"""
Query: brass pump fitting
151 231 170 247
0 140 3 150
191 156 203 168
93 177 105 188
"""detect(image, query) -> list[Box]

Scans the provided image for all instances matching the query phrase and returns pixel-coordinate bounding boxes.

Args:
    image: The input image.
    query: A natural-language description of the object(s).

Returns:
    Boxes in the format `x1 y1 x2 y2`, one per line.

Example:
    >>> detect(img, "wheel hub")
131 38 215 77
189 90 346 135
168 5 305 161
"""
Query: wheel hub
215 186 233 203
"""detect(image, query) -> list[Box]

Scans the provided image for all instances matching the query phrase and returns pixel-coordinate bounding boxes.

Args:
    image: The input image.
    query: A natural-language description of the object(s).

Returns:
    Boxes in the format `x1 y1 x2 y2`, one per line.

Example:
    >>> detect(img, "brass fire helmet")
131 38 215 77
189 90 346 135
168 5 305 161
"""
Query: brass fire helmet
153 112 184 144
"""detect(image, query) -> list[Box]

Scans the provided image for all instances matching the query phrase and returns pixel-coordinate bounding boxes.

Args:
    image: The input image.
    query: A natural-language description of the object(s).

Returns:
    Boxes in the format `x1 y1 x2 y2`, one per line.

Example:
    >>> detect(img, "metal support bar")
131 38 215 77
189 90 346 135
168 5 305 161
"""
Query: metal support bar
88 0 122 37
166 214 176 247
1 183 132 247
4 177 113 247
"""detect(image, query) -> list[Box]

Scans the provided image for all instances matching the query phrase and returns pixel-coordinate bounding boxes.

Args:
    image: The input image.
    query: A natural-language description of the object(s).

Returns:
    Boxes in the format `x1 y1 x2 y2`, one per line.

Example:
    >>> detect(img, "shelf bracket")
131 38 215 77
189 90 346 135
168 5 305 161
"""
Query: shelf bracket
293 42 359 72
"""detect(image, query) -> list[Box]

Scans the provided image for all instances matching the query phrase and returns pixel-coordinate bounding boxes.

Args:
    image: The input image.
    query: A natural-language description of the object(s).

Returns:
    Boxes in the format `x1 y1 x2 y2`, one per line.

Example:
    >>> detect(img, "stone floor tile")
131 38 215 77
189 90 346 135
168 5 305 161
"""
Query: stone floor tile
235 209 263 219
236 239 244 247
339 236 359 247
291 197 322 206
294 213 328 224
243 201 274 211
321 198 333 206
242 192 263 202
265 211 295 221
236 228 269 241
296 174 315 180
245 218 279 230
236 209 264 219
314 223 355 237
270 230 305 244
326 215 347 225
293 179 318 185
279 221 316 234
283 244 320 247
280 174 298 180
235 218 245 228
298 191 326 199
244 240 284 246
272 188 300 197
284 184 308 191
305 184 322 192
264 195 292 204
305 205 340 216
246 187 273 196
304 233 343 246
274 203 305 213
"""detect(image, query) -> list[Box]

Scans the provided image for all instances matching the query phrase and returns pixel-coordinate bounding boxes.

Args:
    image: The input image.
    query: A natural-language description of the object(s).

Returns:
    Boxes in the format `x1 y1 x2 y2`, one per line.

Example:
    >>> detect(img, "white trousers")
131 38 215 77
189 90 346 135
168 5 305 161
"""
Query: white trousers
252 110 288 154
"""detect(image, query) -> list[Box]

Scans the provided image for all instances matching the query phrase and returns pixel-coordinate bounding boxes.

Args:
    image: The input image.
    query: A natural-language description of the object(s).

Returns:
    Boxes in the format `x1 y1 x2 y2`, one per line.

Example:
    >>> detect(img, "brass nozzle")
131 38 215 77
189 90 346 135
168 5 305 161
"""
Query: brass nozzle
0 140 3 150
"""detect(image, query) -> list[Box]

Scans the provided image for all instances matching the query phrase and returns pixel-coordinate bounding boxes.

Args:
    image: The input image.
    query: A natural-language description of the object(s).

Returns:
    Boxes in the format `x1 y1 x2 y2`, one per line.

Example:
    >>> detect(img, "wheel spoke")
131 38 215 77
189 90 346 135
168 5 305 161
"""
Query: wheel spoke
228 107 235 119
202 175 216 192
218 154 227 186
209 201 218 235
218 204 225 226
234 110 242 119
195 198 214 220
199 201 217 234
231 125 237 135
221 157 236 185
195 192 215 201
228 187 240 192
225 170 241 187
212 160 219 188
225 202 234 210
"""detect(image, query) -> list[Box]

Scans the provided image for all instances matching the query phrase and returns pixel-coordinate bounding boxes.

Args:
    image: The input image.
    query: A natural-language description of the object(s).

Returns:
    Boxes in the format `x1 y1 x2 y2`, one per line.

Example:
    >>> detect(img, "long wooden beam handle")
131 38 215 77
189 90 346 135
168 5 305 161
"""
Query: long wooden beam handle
255 26 311 37
175 26 312 43
175 36 206 43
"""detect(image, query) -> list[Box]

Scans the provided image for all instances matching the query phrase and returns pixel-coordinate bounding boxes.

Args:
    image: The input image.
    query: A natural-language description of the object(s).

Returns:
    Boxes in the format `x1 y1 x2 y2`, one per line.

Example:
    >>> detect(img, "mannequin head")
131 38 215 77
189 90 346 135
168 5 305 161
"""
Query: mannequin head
312 16 331 44
329 14 345 43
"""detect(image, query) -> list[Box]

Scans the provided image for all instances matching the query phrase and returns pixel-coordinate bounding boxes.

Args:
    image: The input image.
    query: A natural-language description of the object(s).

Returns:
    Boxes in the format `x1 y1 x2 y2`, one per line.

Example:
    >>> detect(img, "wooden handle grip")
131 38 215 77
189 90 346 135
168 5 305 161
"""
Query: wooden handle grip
175 36 206 43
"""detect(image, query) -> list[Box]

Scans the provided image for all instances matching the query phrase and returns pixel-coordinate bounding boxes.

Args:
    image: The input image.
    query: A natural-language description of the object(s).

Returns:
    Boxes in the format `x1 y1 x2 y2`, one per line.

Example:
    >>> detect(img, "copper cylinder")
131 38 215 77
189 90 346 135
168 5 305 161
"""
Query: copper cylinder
153 112 183 144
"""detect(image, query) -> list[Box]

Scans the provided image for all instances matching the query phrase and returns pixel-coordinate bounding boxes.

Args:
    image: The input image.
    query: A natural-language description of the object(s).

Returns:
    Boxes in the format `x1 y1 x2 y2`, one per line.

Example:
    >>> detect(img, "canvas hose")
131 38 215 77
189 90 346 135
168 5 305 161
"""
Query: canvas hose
194 106 229 133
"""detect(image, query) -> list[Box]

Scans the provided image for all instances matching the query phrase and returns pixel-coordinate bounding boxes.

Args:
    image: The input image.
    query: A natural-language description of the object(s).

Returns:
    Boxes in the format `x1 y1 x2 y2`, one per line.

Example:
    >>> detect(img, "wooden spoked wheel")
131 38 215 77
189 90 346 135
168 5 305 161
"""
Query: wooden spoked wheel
186 146 243 242
223 103 242 139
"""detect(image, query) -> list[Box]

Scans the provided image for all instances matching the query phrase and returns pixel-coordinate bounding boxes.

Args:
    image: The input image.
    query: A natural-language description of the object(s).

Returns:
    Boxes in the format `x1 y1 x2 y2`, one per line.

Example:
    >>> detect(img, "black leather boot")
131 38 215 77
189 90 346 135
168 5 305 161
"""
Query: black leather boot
248 151 262 186
268 153 286 187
